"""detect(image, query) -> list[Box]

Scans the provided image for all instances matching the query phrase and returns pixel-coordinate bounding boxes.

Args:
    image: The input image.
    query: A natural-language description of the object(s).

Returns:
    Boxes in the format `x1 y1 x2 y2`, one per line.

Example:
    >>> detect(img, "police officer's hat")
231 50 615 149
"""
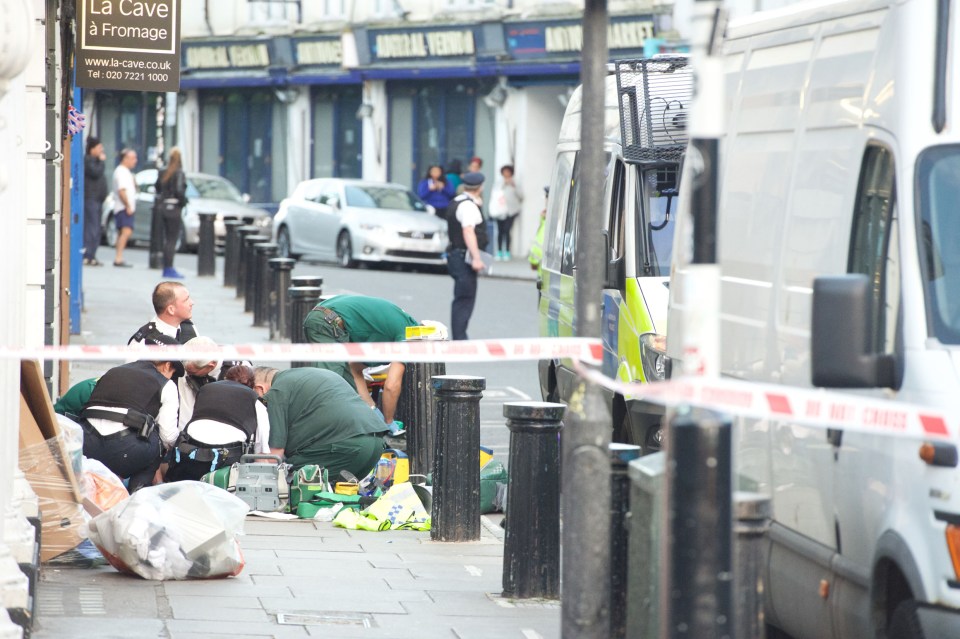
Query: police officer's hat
145 334 185 378
461 171 485 187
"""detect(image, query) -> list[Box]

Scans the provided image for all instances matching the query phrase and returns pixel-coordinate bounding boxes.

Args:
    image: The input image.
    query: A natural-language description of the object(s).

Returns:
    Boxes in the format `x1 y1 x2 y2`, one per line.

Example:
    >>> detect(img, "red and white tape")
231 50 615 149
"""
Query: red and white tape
0 337 604 366
572 361 956 442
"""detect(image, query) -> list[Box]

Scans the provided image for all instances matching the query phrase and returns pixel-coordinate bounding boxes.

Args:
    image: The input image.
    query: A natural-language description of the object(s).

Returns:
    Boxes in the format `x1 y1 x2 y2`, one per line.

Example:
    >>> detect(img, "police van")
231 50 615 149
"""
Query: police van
539 57 690 451
666 1 960 637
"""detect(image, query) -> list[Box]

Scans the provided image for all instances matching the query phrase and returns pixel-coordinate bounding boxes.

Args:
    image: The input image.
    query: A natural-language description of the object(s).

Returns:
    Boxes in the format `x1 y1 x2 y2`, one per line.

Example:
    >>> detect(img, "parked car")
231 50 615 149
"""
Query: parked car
272 178 448 268
101 169 272 251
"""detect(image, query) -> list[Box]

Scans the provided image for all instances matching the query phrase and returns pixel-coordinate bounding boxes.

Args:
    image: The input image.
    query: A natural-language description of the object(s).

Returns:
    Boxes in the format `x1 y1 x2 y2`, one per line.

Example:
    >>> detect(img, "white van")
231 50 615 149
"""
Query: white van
539 58 690 451
667 1 960 637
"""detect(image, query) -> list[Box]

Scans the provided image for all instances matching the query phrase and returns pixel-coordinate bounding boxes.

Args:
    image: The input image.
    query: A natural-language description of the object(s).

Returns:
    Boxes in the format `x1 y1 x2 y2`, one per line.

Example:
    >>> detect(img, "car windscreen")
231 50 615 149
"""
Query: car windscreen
345 185 426 211
187 176 244 203
917 145 960 344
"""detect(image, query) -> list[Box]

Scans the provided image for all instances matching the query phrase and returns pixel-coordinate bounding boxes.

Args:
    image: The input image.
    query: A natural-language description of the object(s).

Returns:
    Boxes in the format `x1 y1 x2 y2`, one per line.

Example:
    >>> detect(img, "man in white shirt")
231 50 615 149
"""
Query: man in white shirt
445 171 487 340
80 336 183 492
111 148 138 267
128 281 197 345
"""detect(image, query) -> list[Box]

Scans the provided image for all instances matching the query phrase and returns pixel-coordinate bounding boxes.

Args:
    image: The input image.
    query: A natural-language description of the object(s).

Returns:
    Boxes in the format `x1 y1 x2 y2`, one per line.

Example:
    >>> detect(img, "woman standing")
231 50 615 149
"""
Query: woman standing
417 165 456 213
155 148 188 279
489 165 523 260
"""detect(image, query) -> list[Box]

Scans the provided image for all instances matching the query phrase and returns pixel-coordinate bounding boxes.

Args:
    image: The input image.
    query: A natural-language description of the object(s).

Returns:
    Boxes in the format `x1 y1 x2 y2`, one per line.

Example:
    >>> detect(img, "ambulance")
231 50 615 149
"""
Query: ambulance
539 57 690 451
666 1 960 637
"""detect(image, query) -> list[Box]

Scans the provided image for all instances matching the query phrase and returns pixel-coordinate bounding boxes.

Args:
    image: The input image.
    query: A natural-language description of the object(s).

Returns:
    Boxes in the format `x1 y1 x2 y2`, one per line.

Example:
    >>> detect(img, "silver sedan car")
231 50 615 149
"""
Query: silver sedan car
272 178 448 268
102 169 272 251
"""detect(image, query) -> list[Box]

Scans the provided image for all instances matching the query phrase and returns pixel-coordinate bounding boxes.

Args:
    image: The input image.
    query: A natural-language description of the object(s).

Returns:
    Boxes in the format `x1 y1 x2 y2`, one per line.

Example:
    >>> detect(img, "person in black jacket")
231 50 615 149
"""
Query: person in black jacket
83 137 108 266
79 335 184 492
155 147 189 279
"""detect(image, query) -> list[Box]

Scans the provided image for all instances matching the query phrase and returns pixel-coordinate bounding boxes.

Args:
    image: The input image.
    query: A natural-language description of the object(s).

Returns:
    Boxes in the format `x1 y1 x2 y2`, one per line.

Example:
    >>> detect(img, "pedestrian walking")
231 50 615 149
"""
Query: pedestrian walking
155 147 188 279
445 171 487 340
83 136 108 266
111 148 138 267
489 164 523 261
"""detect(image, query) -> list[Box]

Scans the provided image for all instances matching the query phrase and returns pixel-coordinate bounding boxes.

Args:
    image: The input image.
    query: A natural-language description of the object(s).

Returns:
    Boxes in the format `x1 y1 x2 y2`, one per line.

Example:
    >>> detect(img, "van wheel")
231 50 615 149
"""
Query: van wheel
888 599 924 639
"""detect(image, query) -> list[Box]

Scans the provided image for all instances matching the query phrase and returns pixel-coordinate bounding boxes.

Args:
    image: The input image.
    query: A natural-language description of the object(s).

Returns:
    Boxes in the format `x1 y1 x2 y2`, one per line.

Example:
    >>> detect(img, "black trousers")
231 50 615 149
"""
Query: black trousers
446 249 478 341
161 205 183 269
82 425 162 493
83 198 103 260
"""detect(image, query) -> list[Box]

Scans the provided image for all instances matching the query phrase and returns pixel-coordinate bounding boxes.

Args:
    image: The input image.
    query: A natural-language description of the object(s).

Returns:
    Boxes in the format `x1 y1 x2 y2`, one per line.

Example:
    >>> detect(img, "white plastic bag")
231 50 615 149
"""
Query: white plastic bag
87 481 249 580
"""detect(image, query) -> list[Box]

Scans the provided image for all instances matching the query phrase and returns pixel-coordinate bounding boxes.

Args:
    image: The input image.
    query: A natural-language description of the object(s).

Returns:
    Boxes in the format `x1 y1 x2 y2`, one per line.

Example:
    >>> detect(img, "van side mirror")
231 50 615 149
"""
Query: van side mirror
811 275 898 389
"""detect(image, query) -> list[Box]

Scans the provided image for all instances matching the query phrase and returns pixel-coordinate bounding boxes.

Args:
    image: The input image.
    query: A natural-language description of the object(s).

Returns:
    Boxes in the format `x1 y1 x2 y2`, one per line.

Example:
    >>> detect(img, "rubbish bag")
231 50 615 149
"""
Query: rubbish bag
82 457 129 514
87 481 248 580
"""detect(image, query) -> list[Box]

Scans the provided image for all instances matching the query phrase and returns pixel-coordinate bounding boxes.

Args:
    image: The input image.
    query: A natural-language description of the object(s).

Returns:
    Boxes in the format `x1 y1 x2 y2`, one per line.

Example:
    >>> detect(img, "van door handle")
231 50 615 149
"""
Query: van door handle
827 428 843 448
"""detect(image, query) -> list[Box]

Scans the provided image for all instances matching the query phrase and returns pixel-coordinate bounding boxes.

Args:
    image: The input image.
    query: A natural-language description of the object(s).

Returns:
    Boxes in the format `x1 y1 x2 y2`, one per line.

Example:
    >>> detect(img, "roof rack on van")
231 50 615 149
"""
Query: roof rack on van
615 57 692 166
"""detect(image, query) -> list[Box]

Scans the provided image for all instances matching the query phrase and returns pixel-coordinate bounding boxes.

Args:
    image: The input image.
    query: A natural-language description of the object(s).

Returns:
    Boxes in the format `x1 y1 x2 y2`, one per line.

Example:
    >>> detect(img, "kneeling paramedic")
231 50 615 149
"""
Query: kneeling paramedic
79 336 183 492
165 374 270 482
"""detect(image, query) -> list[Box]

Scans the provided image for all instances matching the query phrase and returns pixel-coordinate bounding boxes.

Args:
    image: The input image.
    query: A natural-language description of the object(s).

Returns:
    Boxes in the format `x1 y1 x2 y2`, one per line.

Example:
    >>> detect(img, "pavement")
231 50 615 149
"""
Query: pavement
31 247 557 639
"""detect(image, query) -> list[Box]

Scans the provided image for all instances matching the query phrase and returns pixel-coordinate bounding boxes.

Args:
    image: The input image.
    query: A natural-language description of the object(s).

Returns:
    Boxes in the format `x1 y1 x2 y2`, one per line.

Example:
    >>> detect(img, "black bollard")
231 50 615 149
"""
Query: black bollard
234 226 261 300
431 375 485 542
243 234 269 312
289 286 322 367
610 443 642 637
501 401 564 599
253 242 278 327
397 361 447 477
662 409 733 639
268 257 296 341
291 274 324 292
734 492 770 639
148 202 164 269
197 211 217 276
223 220 243 287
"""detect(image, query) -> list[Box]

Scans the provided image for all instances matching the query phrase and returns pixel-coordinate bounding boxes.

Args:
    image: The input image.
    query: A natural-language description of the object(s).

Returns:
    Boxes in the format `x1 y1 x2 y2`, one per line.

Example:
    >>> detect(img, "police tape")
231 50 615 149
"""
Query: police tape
571 360 956 442
0 337 604 365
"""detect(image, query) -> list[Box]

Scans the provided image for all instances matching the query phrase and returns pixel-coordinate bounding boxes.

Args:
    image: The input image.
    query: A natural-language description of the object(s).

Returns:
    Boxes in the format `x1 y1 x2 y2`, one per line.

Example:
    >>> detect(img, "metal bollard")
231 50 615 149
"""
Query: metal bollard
289 286 322 367
253 242 278 327
431 375 485 542
662 409 733 639
610 443 642 638
234 225 261 299
223 220 243 288
243 234 269 312
291 274 323 291
501 401 564 599
734 492 770 639
197 211 217 276
268 257 296 341
397 361 446 477
626 451 665 639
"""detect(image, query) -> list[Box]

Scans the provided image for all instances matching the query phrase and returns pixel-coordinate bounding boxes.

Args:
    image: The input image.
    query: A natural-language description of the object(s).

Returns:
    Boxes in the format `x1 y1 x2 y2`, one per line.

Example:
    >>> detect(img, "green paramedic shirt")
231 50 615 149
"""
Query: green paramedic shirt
265 368 384 466
321 295 418 342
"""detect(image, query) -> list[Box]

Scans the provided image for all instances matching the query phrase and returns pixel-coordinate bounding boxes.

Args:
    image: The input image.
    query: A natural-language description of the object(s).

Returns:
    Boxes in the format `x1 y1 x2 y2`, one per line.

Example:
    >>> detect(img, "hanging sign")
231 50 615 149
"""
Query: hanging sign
76 0 182 92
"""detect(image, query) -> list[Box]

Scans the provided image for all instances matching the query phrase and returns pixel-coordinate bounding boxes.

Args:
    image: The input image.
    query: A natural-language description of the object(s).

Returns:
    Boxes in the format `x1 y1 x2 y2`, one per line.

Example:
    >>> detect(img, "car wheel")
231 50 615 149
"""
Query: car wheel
337 231 356 268
104 215 118 247
277 226 299 260
888 600 924 639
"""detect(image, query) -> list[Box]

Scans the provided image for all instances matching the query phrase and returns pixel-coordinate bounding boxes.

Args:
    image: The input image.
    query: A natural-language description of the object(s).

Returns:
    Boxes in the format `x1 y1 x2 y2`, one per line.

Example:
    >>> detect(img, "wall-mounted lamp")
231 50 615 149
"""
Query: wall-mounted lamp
274 87 301 104
482 83 508 109
356 102 374 119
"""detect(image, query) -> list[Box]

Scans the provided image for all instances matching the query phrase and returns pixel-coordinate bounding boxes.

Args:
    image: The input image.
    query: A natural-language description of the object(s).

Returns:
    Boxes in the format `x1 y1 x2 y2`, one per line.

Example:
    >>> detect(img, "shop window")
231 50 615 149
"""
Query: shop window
94 92 157 171
322 0 346 18
311 87 361 180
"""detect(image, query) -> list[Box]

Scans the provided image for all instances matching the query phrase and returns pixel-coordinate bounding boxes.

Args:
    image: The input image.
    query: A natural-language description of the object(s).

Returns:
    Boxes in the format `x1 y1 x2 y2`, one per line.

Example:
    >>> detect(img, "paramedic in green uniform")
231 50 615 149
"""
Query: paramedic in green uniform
252 366 385 478
302 294 421 434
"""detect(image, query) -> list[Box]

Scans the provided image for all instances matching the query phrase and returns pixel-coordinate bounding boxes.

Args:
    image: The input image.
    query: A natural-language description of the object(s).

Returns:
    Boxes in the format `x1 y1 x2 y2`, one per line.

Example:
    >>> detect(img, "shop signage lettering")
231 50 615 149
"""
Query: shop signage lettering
375 30 475 59
296 39 342 66
77 0 181 91
545 19 654 53
185 43 270 69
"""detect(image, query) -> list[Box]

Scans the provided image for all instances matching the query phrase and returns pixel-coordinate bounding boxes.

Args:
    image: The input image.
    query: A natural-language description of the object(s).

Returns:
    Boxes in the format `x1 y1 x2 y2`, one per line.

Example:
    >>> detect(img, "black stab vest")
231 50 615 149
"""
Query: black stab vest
446 194 487 251
186 381 259 442
84 361 167 417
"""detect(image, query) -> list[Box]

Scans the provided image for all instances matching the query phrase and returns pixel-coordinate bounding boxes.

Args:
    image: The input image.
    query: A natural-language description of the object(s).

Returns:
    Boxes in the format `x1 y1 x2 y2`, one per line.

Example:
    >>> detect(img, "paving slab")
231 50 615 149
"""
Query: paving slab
32 616 166 639
260 595 408 615
164 618 311 637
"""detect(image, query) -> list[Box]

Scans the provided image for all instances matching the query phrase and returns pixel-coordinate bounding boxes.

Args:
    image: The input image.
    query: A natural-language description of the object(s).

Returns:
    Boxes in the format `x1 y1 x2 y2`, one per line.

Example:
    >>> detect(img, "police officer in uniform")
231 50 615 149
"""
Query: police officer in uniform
445 171 487 340
80 335 184 492
128 281 198 345
165 375 269 482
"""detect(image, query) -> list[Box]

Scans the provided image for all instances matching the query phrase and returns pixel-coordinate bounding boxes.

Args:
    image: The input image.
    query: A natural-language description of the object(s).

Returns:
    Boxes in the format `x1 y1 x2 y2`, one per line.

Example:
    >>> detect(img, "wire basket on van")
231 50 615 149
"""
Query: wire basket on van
615 57 692 165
